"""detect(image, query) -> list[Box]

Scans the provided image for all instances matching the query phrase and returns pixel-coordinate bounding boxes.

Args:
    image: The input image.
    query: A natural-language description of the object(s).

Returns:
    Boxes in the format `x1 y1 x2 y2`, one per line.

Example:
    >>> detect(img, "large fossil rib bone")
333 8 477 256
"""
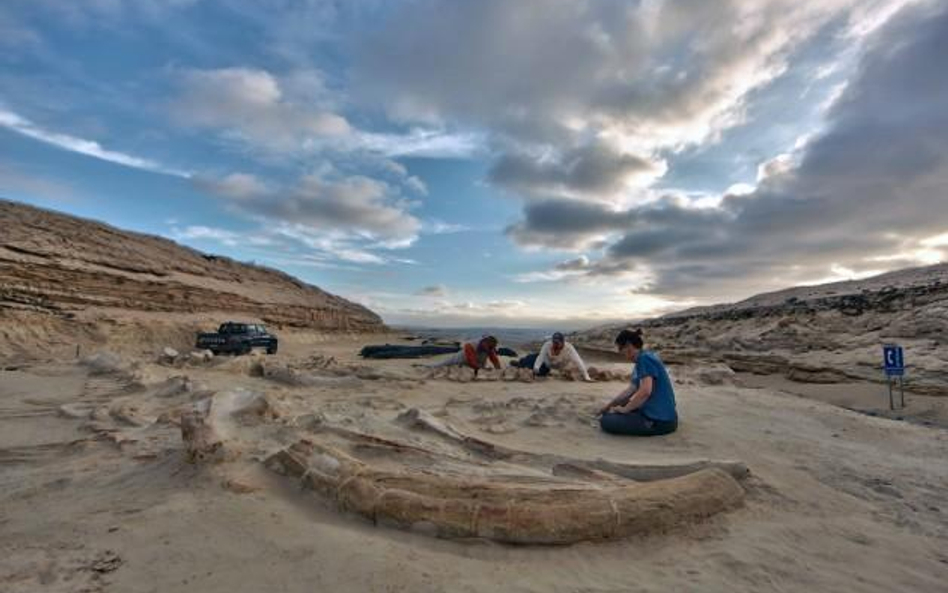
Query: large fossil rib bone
265 438 745 544
265 409 749 544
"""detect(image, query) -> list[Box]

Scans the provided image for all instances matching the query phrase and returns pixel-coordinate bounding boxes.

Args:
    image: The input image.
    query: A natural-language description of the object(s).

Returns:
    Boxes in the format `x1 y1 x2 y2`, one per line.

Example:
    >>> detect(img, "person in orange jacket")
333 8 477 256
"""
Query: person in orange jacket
428 335 503 371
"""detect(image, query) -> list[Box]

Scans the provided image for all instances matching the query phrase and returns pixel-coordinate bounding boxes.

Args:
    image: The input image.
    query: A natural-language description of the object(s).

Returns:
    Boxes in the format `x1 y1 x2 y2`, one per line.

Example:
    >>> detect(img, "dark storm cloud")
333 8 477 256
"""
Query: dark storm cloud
505 198 630 249
489 143 658 199
511 1 948 297
415 284 448 297
554 256 592 272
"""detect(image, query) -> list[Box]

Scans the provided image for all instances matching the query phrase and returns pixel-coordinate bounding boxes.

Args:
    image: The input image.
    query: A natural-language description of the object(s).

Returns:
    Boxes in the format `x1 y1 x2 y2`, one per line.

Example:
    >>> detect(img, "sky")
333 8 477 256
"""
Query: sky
1 0 947 329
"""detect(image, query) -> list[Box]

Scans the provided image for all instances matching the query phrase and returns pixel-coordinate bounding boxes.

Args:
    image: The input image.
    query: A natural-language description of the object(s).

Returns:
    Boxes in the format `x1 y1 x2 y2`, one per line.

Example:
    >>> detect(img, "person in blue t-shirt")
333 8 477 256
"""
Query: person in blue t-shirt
597 329 678 436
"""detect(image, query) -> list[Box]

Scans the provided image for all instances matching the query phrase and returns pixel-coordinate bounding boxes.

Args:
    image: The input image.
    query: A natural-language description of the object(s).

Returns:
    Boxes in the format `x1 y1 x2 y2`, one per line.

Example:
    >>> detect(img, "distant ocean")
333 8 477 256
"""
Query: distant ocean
392 326 558 348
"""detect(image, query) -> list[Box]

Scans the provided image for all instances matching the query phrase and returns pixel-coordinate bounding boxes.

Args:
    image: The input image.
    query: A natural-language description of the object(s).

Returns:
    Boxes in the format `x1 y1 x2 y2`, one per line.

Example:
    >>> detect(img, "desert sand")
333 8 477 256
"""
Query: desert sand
2 332 947 593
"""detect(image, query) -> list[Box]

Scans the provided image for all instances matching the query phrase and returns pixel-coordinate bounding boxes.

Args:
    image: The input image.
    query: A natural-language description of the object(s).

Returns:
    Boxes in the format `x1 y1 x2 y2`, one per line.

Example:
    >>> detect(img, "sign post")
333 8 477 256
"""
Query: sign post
882 344 905 410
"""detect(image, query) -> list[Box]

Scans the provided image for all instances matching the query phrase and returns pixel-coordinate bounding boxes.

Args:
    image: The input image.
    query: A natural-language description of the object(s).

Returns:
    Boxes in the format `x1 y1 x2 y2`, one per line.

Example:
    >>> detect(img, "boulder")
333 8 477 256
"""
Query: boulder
58 402 97 419
189 349 214 364
180 403 224 463
80 351 128 375
161 347 180 364
225 390 278 422
587 367 628 382
151 375 194 398
694 364 736 386
261 362 361 388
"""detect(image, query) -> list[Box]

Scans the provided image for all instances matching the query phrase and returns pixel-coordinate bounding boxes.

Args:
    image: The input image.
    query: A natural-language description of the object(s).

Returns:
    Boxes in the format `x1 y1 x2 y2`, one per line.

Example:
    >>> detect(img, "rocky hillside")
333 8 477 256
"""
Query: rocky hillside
575 264 948 395
0 199 386 359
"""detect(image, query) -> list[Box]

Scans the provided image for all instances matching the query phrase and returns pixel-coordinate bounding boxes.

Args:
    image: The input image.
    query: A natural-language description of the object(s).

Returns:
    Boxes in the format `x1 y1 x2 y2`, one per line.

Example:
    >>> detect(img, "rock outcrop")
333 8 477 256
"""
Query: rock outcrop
0 199 386 358
575 263 948 395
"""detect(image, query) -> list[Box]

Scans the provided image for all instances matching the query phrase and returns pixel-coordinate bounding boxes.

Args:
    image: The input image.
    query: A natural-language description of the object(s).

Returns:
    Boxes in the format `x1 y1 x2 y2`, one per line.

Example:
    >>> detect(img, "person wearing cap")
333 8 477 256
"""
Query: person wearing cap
428 335 503 371
522 332 593 381
597 328 677 436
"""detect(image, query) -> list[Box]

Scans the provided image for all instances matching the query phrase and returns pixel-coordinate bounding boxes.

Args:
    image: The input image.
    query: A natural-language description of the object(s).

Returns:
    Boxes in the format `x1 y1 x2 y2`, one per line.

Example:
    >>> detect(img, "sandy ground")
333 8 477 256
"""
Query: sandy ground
2 334 947 592
735 373 948 428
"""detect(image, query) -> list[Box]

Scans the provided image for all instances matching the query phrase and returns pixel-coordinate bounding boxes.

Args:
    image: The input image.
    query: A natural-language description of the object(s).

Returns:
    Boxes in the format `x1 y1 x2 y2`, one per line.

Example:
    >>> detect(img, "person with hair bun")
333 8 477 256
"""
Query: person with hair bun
596 329 678 436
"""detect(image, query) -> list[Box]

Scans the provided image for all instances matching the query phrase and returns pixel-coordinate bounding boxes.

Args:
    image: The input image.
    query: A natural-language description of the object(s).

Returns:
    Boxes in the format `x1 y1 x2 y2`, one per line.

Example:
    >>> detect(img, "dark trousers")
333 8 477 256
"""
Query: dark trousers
600 411 677 436
515 353 550 376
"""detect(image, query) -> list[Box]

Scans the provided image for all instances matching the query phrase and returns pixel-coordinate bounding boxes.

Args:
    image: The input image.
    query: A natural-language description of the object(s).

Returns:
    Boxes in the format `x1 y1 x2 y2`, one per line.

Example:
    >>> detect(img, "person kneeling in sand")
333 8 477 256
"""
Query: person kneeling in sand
429 335 503 373
597 329 677 436
516 332 593 381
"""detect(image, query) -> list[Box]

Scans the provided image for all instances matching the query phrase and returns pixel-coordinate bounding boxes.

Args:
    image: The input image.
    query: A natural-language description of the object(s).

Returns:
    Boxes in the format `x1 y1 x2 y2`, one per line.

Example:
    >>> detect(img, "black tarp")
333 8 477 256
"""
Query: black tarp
359 344 458 359
359 344 519 359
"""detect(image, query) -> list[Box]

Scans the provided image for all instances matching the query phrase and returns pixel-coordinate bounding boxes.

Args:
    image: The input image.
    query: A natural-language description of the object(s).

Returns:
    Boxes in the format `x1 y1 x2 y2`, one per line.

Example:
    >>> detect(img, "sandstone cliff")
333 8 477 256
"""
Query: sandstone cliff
0 199 386 359
575 264 948 395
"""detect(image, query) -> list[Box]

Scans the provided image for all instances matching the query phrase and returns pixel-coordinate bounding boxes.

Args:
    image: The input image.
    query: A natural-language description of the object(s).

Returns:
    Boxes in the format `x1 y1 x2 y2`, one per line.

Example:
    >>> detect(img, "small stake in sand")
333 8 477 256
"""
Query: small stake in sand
882 344 905 410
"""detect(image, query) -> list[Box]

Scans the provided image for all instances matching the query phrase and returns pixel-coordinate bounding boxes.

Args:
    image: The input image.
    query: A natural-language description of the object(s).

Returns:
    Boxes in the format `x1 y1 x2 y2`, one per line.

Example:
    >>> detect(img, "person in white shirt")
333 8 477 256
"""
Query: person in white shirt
525 332 593 382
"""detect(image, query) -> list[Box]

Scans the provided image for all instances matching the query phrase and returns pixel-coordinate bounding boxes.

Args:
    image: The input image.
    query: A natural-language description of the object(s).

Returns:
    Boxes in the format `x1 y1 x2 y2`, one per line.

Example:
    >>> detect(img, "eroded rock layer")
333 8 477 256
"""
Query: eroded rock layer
0 200 385 357
575 264 948 395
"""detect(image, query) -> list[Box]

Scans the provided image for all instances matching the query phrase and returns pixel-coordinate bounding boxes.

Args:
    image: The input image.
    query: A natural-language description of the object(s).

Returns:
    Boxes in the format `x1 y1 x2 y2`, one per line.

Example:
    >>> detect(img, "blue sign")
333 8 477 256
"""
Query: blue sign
883 344 904 376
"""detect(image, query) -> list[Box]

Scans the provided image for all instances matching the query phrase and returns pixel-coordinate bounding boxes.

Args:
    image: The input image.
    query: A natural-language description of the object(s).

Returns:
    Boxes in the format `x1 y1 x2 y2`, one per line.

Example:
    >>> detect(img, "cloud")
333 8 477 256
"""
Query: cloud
170 67 350 152
353 0 921 289
506 198 630 250
350 128 485 159
415 284 448 297
354 0 909 162
509 0 948 298
0 108 189 177
425 219 471 235
169 67 485 163
167 221 415 267
170 224 278 247
405 176 428 195
555 255 592 272
267 223 394 264
367 158 433 198
489 142 663 201
194 173 270 200
198 170 421 247
262 174 420 245
514 253 652 284
170 225 241 247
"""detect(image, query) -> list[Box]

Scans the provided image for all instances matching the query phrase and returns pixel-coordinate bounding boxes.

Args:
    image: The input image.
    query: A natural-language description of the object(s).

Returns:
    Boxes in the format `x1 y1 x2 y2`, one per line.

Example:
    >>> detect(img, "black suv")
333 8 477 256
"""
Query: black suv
196 322 278 355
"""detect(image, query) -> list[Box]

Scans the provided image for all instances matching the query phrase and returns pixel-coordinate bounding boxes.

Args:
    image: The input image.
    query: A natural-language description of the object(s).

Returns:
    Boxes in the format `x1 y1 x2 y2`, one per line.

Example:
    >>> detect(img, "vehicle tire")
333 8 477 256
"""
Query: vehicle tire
266 344 278 355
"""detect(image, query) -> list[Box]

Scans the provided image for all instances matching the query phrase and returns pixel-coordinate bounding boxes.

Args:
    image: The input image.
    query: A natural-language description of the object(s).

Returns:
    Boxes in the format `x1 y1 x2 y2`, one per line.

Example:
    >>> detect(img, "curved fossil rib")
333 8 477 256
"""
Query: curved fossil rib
397 408 750 482
266 437 746 545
